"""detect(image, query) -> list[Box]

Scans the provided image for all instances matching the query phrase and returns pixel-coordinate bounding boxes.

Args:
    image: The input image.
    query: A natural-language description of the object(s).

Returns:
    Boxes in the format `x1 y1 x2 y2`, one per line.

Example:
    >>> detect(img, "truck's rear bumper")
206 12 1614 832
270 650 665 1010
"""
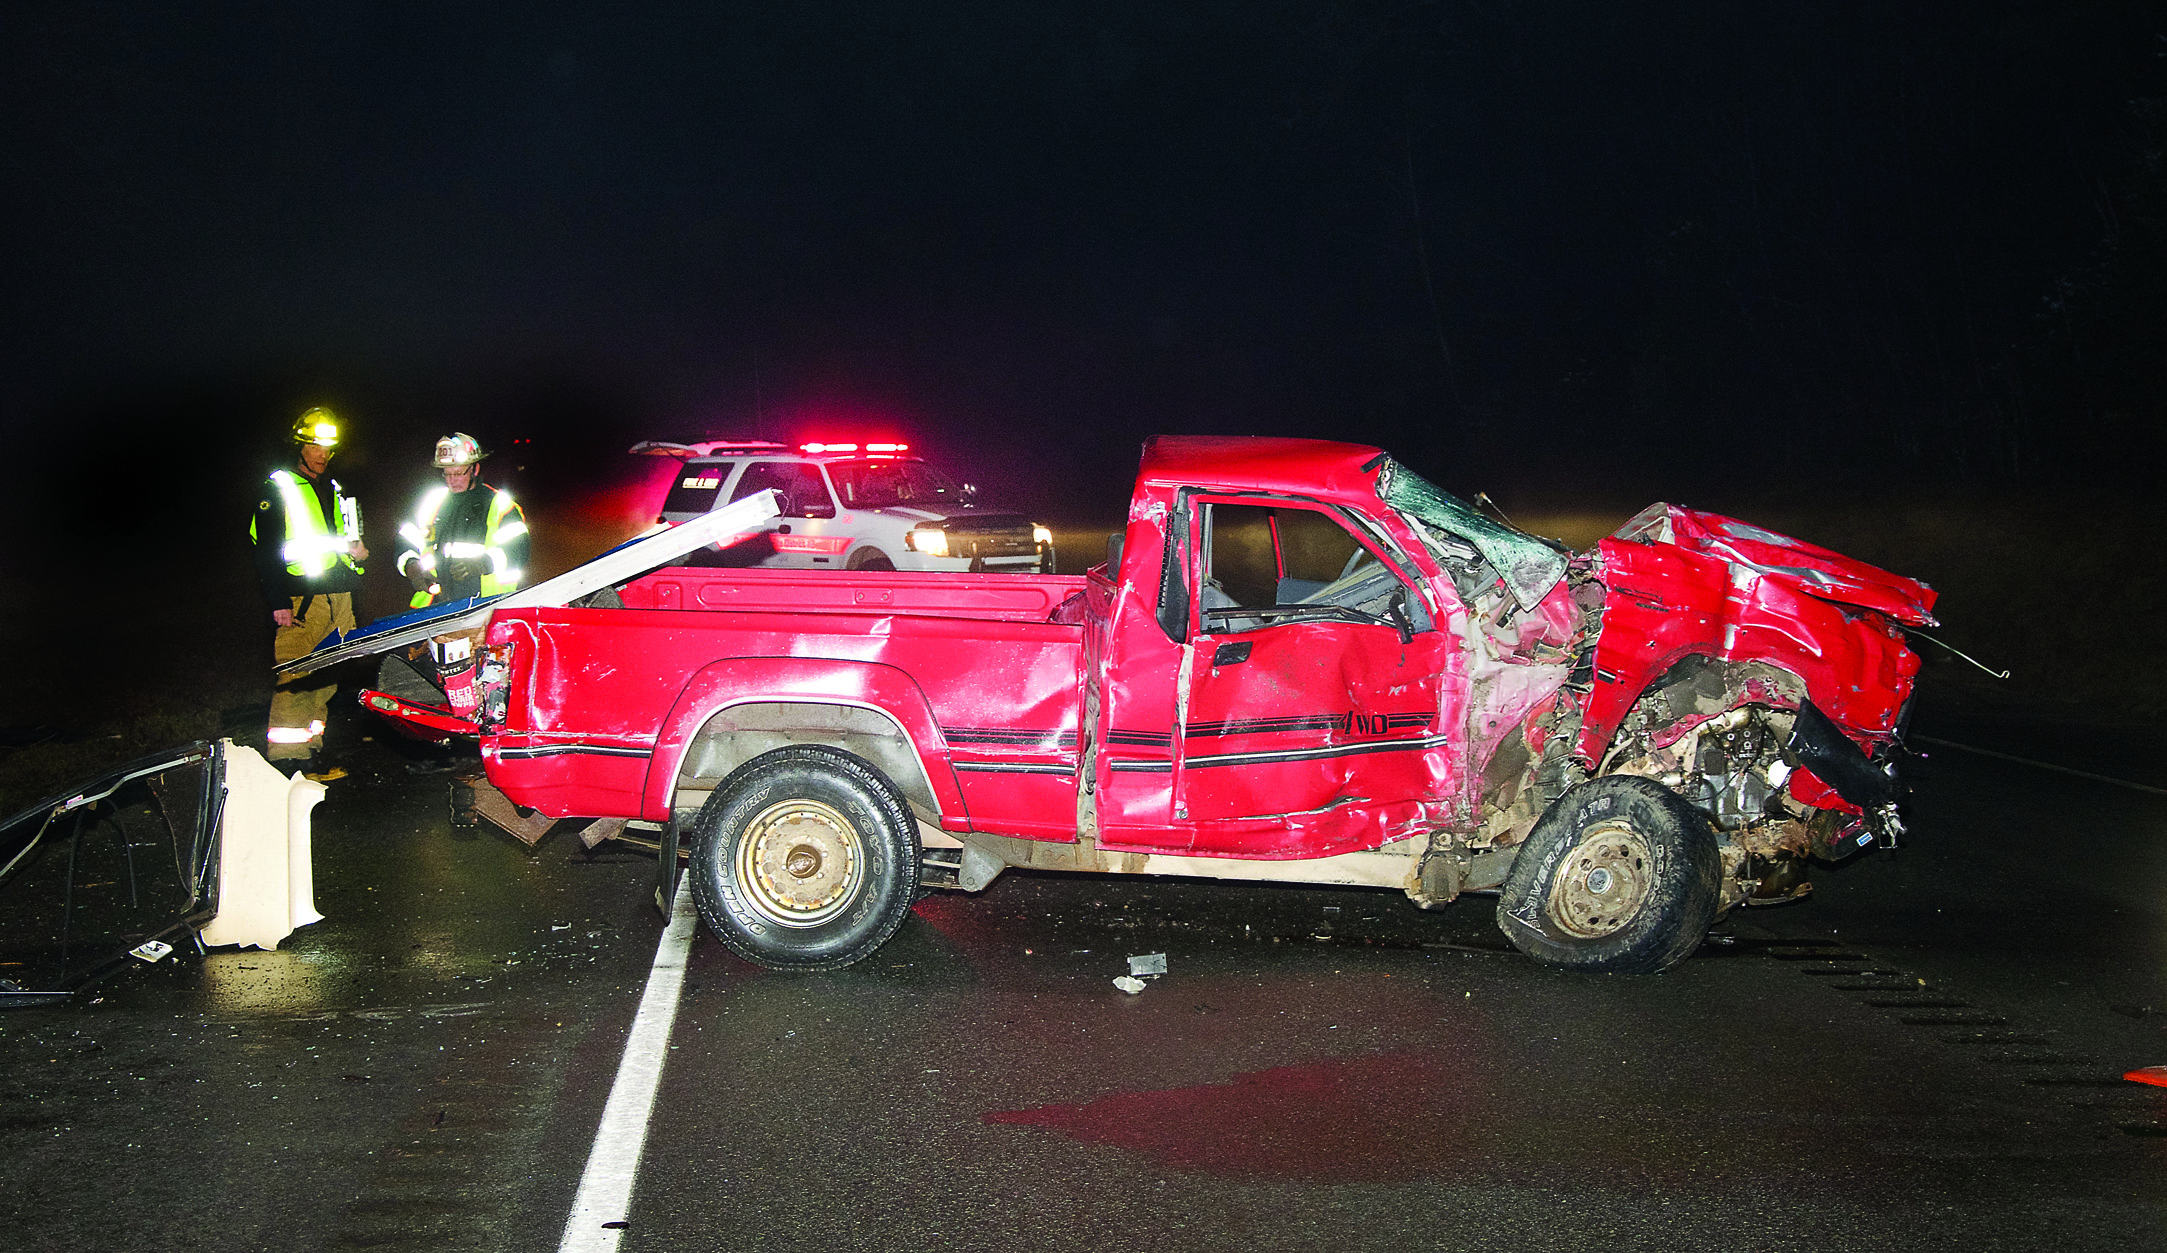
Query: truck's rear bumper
360 689 479 739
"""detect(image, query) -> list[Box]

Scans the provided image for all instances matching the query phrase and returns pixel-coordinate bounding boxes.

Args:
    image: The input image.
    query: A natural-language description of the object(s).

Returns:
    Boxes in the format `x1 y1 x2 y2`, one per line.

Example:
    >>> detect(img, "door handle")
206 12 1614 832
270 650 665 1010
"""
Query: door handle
1211 642 1251 666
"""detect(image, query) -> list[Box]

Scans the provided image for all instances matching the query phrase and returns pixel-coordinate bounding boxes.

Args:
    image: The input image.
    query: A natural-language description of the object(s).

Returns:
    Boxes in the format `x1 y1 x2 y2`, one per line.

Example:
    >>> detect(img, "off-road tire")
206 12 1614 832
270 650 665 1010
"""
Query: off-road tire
688 746 918 971
1495 774 1721 974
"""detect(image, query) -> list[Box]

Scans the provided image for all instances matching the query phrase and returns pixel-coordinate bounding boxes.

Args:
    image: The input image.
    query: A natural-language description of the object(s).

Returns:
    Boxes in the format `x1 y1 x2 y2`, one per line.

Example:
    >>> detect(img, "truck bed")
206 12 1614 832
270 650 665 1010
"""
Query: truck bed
619 566 1085 622
487 566 1091 834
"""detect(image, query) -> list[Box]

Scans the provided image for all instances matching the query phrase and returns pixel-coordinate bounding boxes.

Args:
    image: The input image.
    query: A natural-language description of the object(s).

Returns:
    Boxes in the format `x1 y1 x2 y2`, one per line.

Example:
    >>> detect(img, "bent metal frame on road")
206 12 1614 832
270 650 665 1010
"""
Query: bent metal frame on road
276 490 784 676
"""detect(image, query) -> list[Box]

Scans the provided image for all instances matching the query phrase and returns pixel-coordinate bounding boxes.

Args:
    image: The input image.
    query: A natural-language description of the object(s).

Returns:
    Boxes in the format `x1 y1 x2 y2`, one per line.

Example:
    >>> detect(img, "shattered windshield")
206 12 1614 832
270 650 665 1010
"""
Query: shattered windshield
1377 459 1568 609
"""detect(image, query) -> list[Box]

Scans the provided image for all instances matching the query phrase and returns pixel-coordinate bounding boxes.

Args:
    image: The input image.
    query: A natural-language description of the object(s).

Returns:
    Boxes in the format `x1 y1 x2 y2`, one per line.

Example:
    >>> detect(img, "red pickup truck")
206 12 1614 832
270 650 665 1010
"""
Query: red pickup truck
362 435 1936 975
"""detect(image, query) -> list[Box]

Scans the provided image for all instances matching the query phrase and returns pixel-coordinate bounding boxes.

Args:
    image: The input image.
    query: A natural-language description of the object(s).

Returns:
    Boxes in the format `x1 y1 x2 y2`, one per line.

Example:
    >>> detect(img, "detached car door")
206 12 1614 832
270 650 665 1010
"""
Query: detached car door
1177 498 1458 858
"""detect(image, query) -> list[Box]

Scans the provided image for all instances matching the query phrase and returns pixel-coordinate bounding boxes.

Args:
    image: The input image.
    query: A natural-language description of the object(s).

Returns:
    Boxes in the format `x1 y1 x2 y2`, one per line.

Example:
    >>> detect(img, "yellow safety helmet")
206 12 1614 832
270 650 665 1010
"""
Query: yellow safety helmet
291 407 343 448
433 432 486 466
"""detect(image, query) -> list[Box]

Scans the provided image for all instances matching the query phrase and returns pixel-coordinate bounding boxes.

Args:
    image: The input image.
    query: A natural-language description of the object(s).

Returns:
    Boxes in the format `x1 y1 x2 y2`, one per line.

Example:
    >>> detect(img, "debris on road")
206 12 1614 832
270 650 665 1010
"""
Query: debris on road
580 817 628 849
1127 952 1168 978
449 774 556 845
2124 1065 2167 1088
1113 976 1147 994
3 738 327 1005
200 742 326 951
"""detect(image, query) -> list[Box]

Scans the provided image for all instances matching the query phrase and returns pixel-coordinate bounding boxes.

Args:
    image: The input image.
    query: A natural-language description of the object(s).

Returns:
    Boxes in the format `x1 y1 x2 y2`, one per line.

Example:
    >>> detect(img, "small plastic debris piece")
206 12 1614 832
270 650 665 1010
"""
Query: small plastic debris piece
129 940 174 963
1113 976 1147 994
2125 1066 2167 1088
1127 952 1168 977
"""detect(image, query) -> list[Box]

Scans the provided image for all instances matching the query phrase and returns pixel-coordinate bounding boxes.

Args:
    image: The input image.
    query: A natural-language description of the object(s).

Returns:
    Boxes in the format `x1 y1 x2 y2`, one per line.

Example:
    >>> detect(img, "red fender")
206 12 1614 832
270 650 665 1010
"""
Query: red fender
640 655 968 826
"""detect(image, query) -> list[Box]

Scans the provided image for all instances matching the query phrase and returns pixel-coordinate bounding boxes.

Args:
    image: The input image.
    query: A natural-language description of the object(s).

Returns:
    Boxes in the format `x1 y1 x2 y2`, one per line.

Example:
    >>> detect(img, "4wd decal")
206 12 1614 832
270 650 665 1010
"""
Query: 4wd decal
1186 712 1434 737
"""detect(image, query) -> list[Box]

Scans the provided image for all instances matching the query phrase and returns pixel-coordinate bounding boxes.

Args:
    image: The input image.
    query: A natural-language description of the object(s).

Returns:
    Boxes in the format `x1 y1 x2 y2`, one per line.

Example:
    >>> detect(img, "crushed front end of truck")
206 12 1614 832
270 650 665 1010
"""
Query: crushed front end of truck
1404 480 1938 963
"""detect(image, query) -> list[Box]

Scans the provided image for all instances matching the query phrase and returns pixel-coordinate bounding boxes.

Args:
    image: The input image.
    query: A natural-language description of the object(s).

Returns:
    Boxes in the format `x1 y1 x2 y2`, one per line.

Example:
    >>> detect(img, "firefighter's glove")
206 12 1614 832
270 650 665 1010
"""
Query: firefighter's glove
406 566 434 594
445 558 479 584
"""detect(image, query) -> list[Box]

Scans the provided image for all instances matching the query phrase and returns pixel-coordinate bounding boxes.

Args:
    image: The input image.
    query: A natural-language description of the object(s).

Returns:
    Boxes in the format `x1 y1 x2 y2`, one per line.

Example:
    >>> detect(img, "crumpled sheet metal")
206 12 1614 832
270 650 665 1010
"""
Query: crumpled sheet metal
1577 507 1930 765
1613 504 1938 626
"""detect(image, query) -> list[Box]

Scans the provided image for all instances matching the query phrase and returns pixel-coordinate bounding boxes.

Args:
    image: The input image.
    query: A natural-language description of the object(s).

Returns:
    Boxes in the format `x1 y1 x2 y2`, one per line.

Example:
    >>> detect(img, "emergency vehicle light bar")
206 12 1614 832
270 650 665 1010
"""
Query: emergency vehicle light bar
799 442 909 454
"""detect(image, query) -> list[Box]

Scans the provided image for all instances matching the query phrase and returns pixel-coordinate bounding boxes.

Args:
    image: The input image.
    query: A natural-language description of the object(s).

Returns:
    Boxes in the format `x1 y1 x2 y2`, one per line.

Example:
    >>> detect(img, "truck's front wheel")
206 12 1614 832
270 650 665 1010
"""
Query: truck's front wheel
1495 775 1720 974
688 746 918 971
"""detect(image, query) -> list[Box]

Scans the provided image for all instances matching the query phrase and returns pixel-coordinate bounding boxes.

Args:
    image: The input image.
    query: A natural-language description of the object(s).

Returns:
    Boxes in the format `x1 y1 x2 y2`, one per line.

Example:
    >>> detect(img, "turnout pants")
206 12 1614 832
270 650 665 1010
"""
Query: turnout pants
268 592 357 761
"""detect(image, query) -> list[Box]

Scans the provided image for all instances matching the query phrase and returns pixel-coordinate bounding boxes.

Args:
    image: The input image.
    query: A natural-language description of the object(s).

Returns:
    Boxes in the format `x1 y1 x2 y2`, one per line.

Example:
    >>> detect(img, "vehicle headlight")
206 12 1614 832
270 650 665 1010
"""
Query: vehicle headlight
1032 526 1053 546
905 527 949 557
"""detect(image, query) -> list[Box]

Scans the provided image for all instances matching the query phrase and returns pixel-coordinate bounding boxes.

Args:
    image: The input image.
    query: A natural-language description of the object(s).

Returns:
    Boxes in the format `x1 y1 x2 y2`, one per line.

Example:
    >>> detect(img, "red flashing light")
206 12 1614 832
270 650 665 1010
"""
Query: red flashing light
799 441 909 454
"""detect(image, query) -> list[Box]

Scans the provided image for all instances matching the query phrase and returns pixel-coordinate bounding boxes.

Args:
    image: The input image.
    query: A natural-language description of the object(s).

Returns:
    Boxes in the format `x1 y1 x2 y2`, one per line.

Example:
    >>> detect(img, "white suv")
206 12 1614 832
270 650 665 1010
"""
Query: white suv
632 440 1055 573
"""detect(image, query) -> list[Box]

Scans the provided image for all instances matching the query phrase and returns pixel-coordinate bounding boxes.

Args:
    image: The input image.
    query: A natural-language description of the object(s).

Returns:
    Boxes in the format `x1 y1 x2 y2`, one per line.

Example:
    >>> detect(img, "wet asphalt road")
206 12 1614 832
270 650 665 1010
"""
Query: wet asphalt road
3 707 2164 1253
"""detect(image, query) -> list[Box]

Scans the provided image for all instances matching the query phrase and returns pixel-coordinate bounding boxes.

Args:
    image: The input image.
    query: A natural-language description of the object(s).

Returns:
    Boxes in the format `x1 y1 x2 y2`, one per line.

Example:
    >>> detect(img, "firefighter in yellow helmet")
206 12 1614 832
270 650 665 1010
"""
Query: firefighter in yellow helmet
248 407 368 779
395 432 529 607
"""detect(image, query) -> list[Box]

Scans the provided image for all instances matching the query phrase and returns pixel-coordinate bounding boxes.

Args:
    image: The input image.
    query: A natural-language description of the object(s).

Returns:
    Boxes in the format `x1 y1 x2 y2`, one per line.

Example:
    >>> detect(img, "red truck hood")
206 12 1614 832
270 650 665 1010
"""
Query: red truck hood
1610 504 1938 627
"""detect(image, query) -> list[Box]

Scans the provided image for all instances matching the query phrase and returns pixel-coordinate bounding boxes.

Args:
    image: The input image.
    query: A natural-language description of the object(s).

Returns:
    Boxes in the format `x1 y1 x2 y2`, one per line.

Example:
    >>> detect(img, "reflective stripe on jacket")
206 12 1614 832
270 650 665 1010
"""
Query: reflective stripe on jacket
251 469 363 579
397 482 528 606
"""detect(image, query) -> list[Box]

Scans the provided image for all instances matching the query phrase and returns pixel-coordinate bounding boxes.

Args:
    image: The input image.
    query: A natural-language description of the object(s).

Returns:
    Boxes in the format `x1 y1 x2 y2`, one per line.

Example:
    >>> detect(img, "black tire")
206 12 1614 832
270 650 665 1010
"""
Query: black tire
848 549 896 572
687 746 918 971
1495 774 1721 974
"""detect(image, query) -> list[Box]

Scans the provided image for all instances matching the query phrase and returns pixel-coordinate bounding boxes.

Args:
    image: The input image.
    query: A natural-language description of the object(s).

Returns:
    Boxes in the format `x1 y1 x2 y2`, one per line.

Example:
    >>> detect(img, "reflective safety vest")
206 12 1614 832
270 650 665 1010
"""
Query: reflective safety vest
396 483 528 607
252 469 363 579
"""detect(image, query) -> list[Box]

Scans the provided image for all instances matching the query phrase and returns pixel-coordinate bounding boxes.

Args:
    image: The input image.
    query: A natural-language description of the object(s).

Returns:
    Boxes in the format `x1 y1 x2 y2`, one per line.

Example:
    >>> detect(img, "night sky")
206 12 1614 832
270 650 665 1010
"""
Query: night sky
3 3 2160 584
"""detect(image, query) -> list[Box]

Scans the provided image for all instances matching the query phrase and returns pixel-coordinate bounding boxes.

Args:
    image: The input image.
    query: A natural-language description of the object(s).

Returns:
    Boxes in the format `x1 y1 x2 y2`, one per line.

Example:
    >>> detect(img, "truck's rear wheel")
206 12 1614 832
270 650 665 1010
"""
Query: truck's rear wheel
1495 775 1720 974
688 746 918 971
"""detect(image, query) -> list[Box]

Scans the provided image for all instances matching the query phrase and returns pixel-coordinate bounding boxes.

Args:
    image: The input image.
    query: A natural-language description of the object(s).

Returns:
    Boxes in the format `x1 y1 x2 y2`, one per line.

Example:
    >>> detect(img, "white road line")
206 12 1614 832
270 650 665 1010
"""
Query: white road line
1913 734 2167 797
559 882 699 1253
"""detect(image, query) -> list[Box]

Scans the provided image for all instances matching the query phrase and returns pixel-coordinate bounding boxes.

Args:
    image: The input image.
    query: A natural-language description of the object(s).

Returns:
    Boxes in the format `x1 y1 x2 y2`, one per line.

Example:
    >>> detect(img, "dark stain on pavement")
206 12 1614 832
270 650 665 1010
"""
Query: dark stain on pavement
984 1052 1473 1182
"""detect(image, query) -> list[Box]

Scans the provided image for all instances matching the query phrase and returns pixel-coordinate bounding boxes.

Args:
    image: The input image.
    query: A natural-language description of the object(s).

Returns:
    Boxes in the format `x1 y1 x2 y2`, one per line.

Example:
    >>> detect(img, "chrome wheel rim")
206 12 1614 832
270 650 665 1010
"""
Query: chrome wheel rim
735 798 862 928
1546 820 1653 940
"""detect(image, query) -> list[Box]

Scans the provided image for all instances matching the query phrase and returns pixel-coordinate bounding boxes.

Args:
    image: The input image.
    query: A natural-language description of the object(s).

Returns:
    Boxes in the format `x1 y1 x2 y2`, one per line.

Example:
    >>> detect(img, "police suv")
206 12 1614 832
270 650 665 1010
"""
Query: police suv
632 440 1056 573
